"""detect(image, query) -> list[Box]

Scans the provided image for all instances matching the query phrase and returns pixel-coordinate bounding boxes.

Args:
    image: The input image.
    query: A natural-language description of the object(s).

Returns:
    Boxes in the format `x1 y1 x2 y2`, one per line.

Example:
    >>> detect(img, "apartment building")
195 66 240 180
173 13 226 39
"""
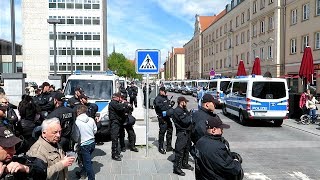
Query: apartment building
22 0 107 83
164 48 185 80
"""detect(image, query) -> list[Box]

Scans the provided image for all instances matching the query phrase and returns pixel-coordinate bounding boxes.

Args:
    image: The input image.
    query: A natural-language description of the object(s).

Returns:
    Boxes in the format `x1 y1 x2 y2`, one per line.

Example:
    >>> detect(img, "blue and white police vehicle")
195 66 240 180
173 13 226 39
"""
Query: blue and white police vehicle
206 78 231 107
64 70 120 136
222 75 289 126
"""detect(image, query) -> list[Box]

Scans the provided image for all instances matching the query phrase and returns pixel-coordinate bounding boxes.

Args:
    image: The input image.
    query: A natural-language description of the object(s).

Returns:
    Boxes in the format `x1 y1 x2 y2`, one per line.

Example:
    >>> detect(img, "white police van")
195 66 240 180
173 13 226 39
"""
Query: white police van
206 78 231 107
222 75 289 126
64 70 120 137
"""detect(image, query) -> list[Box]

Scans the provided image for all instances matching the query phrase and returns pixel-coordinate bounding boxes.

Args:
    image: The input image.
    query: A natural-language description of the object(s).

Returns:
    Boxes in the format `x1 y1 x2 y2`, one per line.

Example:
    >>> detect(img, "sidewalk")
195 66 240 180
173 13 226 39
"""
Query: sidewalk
283 118 320 136
68 88 195 179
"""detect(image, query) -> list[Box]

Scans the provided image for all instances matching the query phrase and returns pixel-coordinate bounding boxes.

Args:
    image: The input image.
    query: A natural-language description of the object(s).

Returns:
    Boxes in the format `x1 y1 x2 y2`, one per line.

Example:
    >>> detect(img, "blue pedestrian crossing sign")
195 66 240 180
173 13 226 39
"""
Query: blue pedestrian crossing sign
136 49 160 74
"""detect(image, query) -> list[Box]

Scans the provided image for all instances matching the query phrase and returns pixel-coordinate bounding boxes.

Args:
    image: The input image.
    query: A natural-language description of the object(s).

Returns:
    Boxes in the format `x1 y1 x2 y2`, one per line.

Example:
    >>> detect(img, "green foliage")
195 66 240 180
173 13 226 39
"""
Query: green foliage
107 52 142 80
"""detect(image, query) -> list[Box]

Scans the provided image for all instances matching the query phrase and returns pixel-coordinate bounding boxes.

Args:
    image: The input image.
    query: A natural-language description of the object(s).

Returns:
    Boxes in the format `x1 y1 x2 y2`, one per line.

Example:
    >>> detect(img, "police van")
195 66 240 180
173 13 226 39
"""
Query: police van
222 75 289 126
64 70 119 137
206 78 231 107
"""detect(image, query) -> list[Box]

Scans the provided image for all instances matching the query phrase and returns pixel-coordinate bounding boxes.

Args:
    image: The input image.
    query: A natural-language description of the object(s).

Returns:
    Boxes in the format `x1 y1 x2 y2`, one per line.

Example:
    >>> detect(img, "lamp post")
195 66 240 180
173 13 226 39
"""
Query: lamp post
66 33 76 75
47 19 61 76
10 0 16 73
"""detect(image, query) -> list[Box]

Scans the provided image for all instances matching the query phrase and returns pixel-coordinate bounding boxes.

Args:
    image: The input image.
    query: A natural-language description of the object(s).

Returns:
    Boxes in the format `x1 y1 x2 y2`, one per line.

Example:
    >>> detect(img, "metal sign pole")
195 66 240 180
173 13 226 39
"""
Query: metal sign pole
146 74 150 157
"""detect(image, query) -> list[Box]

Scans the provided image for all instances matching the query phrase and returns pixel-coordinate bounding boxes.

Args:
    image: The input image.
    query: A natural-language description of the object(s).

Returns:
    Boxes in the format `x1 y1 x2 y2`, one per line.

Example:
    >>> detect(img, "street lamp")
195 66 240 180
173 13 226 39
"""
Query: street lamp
10 0 16 73
47 19 61 76
65 33 76 75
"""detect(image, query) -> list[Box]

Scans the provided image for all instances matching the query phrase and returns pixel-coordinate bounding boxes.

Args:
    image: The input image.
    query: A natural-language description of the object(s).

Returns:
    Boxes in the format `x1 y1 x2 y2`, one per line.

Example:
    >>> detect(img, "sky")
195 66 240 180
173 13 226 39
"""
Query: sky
0 0 229 64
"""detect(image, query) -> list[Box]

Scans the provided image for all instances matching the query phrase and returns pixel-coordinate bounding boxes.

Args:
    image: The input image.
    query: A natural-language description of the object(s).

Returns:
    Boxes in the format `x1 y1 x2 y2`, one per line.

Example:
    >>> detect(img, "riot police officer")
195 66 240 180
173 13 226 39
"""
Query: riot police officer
67 87 83 108
47 92 75 152
127 82 138 108
172 96 194 176
108 93 127 161
33 82 55 119
154 87 174 154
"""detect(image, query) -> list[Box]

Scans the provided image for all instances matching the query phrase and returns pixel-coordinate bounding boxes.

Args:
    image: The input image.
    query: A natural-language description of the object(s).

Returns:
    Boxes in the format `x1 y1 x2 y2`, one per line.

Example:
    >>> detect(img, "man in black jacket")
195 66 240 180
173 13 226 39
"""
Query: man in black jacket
143 83 152 107
127 82 138 108
172 96 194 176
67 87 83 108
192 93 218 144
0 127 47 180
47 92 75 152
195 116 243 180
33 82 55 118
154 87 174 154
108 93 127 161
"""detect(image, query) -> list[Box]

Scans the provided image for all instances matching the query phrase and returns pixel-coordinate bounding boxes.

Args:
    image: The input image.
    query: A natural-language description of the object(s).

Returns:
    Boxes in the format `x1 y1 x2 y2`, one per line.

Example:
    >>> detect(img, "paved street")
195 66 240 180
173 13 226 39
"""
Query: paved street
68 90 320 180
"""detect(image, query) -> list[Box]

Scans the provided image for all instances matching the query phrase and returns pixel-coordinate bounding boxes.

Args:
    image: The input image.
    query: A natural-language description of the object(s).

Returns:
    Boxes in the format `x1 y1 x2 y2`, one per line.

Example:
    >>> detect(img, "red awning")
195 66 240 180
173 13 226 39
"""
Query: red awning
237 60 247 76
299 47 314 83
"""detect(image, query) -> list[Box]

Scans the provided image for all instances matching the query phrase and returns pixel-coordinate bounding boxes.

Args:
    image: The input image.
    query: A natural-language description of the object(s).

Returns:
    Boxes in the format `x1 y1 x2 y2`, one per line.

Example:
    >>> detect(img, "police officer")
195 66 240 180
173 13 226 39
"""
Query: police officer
119 84 128 100
192 93 219 145
154 87 174 154
119 95 138 153
47 92 75 152
77 94 98 119
195 116 243 180
33 82 55 119
108 93 127 161
127 82 138 108
0 127 47 180
67 87 83 108
172 96 194 176
143 83 152 107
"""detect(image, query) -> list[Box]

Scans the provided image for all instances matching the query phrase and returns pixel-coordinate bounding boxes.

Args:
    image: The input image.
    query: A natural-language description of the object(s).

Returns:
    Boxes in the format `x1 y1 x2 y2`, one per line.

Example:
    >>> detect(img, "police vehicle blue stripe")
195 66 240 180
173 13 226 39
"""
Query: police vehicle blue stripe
95 101 109 112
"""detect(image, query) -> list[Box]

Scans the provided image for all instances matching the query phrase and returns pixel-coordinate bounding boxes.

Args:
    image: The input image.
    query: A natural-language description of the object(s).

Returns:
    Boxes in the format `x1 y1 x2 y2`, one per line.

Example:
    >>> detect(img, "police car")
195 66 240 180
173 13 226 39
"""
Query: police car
206 78 231 108
222 75 289 126
64 70 119 138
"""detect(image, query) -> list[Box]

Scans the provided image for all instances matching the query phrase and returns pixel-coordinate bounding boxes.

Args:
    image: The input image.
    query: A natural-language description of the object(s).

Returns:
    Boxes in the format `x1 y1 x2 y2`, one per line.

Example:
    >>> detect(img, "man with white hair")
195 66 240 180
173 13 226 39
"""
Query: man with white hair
27 118 75 180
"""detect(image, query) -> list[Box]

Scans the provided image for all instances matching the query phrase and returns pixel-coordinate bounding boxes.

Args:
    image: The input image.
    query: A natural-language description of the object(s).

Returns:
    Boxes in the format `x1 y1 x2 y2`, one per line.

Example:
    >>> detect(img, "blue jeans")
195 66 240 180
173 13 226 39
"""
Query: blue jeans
80 142 95 180
309 109 317 122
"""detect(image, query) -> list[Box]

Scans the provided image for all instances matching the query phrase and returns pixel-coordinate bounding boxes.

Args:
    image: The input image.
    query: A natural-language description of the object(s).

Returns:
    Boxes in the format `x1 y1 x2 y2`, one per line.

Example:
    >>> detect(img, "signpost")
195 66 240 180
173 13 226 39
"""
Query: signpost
136 49 160 157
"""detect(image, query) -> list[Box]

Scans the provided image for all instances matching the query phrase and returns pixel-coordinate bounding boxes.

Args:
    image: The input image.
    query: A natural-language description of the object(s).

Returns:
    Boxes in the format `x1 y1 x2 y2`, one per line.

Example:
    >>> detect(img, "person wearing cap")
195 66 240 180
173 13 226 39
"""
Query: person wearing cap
0 127 47 180
67 87 83 108
119 84 128 101
33 82 55 118
47 92 75 152
108 93 127 161
172 96 193 176
127 82 138 108
195 116 243 180
153 86 175 154
27 118 75 180
192 93 219 145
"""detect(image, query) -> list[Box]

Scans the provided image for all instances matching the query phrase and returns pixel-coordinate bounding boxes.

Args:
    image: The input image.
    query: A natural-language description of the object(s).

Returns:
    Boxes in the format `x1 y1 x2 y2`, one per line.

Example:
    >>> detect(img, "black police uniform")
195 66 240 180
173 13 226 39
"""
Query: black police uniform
67 95 81 109
33 91 55 117
195 134 243 180
154 94 174 152
108 99 126 160
1 155 47 180
127 86 138 107
119 87 128 100
172 105 193 175
192 107 220 144
119 102 137 152
143 85 152 107
47 105 75 152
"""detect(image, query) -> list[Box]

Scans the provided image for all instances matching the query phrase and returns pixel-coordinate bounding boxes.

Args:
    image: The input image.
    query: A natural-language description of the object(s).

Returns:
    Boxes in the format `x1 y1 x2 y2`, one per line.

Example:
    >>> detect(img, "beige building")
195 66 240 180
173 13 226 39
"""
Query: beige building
164 48 185 80
184 0 320 82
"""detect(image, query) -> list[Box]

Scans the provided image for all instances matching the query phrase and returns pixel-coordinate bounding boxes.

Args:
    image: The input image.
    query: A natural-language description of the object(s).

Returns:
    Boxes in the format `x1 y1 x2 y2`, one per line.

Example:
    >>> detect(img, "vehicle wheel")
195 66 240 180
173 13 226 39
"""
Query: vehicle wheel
239 111 247 125
273 119 283 127
222 105 229 116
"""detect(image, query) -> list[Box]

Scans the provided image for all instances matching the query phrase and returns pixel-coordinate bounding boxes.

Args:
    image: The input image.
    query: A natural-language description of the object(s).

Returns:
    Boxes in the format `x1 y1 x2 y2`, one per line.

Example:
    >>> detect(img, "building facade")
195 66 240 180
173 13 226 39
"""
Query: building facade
164 48 185 80
22 0 107 83
185 0 320 82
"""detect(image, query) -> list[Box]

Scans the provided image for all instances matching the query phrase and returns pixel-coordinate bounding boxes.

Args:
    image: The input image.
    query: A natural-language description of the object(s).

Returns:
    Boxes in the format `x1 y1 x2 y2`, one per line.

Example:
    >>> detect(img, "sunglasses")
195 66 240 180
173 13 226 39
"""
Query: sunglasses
2 102 8 104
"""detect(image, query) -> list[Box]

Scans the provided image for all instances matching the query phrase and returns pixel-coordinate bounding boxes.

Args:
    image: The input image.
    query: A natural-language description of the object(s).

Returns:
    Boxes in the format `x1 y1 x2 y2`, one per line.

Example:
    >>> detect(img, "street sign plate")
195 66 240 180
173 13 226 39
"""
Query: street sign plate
136 49 160 74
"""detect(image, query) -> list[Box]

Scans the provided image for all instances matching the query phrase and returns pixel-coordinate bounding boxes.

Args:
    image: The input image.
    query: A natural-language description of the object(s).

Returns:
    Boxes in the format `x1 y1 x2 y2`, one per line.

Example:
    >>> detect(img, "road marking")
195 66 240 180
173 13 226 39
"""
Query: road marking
229 141 320 149
288 171 314 180
244 172 272 180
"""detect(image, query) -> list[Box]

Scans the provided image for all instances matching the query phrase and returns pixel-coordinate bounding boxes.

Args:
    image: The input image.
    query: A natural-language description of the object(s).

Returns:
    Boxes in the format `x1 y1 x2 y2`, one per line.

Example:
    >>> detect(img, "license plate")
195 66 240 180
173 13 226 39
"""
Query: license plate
255 112 266 116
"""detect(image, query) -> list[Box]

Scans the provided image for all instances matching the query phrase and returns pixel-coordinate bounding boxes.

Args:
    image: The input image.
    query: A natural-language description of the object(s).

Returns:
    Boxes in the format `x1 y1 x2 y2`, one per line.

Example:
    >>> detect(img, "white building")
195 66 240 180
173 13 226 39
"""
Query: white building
22 0 107 83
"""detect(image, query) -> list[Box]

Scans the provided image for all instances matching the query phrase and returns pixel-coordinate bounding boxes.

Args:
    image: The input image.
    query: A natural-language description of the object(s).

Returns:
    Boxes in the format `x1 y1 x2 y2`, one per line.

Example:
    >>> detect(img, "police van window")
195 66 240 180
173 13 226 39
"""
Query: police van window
65 80 113 99
232 82 240 93
220 81 230 91
238 82 247 96
252 81 286 99
209 82 217 90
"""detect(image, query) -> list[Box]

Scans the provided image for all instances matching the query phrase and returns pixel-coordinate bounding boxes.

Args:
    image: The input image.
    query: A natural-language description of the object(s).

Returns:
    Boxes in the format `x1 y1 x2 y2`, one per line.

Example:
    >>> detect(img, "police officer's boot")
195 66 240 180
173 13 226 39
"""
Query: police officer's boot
173 157 185 176
182 153 194 171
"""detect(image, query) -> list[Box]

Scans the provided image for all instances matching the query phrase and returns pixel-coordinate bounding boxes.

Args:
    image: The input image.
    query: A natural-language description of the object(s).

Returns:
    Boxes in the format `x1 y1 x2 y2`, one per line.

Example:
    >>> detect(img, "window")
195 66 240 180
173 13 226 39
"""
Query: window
220 59 222 69
241 13 245 24
303 3 310 20
253 1 257 13
317 0 320 16
75 17 83 24
84 18 91 25
224 24 227 33
290 38 297 54
291 9 297 25
220 27 222 36
268 16 274 30
58 2 65 8
260 0 265 9
253 24 257 37
84 3 91 9
316 32 320 49
241 32 245 44
260 21 265 33
220 42 222 52
236 16 239 27
92 18 100 25
67 17 74 24
241 53 245 60
93 34 100 40
247 30 250 42
92 4 100 9
66 3 74 9
247 9 250 20
75 3 82 9
84 49 92 55
253 49 256 58
49 3 56 8
269 0 274 4
252 82 286 99
268 45 273 59
236 34 239 46
229 20 233 31
302 35 309 50
76 33 83 40
247 52 250 64
260 47 264 60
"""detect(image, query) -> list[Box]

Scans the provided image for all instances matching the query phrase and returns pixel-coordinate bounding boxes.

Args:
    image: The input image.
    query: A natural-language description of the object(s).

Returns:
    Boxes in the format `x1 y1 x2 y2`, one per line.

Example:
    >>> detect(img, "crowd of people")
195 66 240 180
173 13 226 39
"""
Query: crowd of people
153 86 244 179
299 89 319 124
